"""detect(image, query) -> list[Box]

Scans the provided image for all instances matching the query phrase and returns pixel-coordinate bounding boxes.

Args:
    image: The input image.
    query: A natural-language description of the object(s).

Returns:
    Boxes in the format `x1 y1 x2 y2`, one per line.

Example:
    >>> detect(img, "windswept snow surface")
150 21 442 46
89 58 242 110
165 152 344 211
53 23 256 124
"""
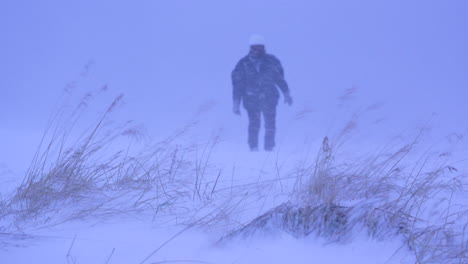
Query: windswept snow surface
1 221 414 264
0 145 416 264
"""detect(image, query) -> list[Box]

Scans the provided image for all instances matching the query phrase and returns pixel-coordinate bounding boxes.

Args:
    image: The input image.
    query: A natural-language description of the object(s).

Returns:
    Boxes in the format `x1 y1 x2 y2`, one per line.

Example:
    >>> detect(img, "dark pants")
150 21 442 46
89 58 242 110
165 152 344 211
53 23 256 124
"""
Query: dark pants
246 104 276 150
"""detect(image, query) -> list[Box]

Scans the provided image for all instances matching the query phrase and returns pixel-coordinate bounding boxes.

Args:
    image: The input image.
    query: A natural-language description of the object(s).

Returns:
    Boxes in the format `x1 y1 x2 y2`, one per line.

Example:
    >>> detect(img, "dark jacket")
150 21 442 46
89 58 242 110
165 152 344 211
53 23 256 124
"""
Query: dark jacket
232 53 289 109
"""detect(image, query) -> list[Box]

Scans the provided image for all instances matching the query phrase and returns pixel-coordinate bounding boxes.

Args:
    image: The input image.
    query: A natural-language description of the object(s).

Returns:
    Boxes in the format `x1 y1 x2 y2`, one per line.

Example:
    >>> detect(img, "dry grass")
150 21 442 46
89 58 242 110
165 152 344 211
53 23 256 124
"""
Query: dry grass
221 118 467 263
1 83 466 263
0 90 219 233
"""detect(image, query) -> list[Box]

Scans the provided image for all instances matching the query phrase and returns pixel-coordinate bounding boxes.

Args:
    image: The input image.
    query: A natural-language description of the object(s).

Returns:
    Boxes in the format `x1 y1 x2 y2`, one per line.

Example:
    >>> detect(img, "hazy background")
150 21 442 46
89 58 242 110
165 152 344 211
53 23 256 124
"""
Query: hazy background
1 0 467 173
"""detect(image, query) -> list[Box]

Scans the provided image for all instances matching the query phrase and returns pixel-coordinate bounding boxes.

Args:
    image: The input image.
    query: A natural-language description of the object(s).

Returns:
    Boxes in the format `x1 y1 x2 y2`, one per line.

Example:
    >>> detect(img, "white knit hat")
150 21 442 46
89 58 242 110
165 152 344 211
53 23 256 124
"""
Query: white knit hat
249 34 266 46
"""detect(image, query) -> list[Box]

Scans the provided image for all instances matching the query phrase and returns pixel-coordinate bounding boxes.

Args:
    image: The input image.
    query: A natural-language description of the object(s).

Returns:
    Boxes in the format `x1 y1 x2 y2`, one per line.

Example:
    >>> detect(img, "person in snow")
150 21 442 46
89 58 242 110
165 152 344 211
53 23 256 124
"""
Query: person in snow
231 35 293 151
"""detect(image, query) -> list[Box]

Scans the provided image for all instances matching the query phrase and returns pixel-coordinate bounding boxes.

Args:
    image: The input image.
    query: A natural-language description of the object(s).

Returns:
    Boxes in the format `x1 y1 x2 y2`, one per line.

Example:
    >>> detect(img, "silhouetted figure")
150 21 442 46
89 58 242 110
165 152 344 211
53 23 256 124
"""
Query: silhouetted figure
232 35 293 151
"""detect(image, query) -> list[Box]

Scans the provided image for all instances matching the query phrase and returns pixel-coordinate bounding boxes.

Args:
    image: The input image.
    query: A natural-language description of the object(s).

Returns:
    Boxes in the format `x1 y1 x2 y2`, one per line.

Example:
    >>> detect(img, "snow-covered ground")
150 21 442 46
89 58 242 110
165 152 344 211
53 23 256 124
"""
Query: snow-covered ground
0 133 420 263
1 103 465 263
1 221 414 264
